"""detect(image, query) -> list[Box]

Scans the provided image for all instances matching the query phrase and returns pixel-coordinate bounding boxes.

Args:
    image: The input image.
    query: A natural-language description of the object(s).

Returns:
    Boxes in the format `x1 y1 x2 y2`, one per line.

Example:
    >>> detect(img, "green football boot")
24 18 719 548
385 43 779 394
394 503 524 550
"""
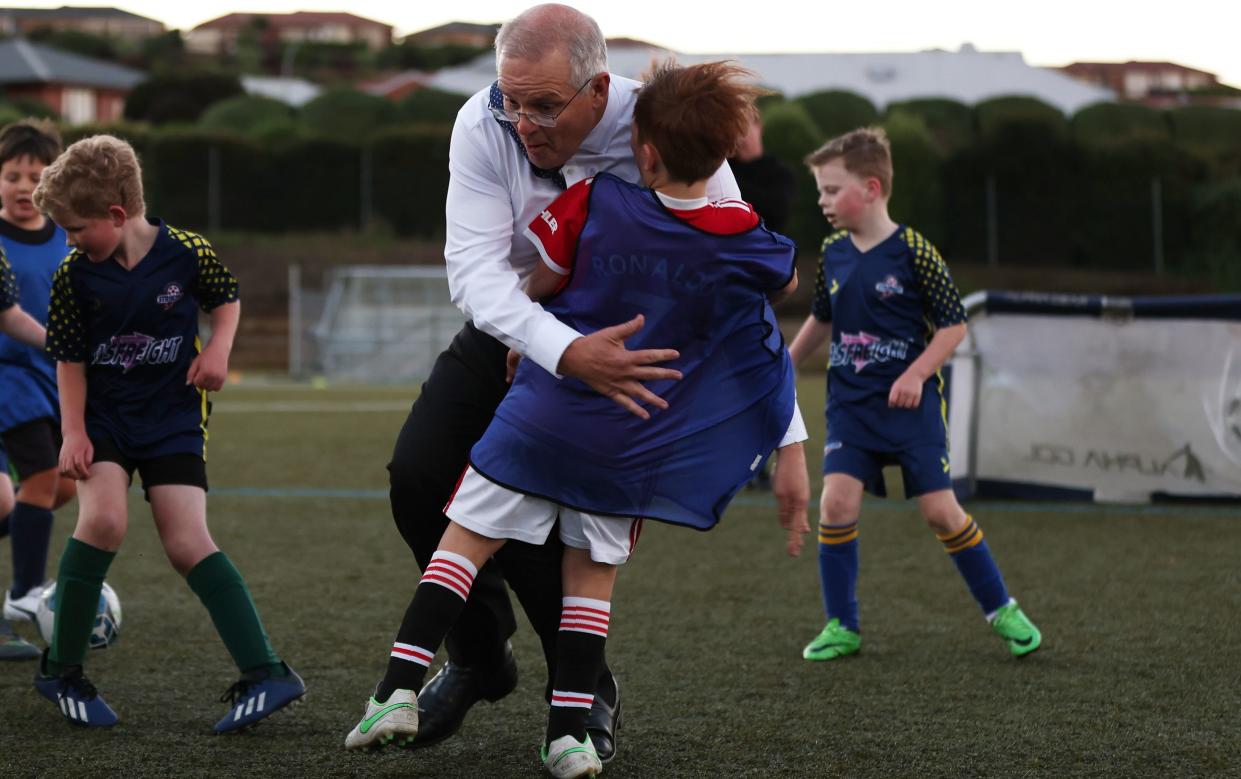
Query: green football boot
990 600 1041 658
802 618 861 661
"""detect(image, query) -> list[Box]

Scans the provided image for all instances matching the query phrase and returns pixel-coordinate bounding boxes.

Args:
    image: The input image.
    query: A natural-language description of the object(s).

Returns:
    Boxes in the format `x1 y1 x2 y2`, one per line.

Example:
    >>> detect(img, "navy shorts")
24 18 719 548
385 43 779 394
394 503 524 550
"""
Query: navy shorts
91 435 208 501
823 441 952 498
1 417 61 479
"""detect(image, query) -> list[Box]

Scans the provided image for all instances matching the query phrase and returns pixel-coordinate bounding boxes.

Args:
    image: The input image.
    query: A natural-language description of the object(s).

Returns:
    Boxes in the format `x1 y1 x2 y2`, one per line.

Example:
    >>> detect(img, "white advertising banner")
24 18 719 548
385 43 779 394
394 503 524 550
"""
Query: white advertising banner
949 297 1241 502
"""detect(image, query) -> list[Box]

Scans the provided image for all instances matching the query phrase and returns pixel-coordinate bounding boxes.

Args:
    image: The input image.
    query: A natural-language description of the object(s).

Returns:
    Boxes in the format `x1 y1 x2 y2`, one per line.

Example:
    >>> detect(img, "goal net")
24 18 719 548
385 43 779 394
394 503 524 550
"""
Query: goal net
310 266 465 383
948 291 1241 502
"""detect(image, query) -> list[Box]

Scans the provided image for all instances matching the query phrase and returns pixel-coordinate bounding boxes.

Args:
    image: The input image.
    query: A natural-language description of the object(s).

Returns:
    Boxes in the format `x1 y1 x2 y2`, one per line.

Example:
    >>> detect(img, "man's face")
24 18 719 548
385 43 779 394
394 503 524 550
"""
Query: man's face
0 155 47 227
813 159 873 231
497 51 606 170
56 209 124 263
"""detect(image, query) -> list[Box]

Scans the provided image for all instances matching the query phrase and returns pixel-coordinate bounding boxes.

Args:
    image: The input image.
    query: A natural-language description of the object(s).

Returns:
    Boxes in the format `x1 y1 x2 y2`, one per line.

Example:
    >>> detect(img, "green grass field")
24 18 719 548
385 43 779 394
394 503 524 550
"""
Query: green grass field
2 380 1239 777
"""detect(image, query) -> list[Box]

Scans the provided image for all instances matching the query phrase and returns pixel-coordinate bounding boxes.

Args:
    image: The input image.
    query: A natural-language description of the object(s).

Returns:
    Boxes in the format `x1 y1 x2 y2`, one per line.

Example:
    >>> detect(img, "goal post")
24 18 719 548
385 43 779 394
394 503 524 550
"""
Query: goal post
948 291 1241 503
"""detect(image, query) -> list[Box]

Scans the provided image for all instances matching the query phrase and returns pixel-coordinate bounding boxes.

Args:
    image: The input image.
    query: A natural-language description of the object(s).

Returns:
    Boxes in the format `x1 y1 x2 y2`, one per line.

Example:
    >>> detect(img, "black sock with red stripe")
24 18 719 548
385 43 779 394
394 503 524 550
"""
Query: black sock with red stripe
376 550 477 703
546 596 610 744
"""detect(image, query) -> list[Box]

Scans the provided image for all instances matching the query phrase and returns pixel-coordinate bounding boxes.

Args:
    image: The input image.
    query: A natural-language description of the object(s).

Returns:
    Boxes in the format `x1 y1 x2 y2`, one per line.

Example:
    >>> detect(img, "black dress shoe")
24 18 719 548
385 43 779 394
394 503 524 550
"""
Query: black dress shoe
411 642 519 748
585 673 621 762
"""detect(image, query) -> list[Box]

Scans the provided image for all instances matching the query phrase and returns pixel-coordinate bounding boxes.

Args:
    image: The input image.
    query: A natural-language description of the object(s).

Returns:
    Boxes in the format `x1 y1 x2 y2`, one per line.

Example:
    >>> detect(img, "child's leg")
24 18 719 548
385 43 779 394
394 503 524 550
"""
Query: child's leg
149 483 283 676
47 462 129 674
9 468 62 602
918 490 1011 616
817 472 864 631
0 472 13 538
377 521 506 700
546 548 616 747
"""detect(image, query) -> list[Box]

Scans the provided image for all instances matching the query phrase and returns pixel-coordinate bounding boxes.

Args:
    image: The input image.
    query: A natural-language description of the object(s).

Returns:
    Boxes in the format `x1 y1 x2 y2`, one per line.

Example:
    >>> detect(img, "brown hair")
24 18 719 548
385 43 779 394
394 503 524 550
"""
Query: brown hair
0 118 62 168
33 134 144 219
805 127 893 197
633 60 766 183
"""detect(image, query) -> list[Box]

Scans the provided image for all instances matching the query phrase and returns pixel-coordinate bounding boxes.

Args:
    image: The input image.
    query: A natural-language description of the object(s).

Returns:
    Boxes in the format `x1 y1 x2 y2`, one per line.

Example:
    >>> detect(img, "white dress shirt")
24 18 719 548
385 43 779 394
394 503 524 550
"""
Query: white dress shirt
443 73 806 446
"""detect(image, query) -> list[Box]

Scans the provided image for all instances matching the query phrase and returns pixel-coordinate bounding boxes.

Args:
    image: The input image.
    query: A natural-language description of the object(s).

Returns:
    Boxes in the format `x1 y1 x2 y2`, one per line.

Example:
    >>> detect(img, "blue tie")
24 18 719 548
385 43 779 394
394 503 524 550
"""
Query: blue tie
489 81 567 190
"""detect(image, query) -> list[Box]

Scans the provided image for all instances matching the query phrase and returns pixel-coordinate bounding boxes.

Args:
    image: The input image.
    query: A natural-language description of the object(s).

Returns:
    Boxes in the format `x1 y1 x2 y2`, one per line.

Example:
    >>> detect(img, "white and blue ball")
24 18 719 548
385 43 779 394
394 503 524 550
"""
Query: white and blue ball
35 582 122 650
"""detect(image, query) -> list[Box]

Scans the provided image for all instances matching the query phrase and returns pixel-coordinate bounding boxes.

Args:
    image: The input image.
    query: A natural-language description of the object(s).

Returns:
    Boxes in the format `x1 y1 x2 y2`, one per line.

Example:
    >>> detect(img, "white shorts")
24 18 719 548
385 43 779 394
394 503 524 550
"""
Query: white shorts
444 466 643 565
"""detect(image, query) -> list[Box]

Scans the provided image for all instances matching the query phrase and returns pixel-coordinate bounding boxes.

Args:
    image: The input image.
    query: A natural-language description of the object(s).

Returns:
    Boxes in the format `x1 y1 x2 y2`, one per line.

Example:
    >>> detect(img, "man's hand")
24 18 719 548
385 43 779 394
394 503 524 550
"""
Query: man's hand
506 348 522 384
556 314 682 420
187 345 229 391
888 369 924 409
771 443 810 557
59 430 93 480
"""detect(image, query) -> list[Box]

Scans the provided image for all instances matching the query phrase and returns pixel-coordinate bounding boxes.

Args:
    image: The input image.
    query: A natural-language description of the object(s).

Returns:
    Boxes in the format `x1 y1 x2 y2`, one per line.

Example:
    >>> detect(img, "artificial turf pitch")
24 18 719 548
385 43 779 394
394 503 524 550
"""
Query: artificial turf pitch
2 381 1237 777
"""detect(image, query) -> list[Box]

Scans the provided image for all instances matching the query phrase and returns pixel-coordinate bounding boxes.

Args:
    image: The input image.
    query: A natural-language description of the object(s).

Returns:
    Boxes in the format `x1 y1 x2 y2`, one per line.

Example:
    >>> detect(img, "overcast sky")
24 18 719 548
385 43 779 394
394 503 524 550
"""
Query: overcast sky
10 1 1240 86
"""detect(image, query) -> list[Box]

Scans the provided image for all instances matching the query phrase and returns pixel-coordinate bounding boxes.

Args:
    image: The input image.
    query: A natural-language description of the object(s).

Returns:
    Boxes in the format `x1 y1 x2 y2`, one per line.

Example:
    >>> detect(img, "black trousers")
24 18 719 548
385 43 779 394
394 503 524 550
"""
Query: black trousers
388 323 564 679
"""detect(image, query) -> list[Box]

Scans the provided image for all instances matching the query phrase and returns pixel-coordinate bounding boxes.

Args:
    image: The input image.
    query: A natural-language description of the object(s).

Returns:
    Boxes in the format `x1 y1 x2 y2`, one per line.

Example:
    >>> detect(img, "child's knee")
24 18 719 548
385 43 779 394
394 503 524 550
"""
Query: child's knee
920 500 967 536
165 543 214 576
16 468 59 508
820 490 860 525
76 512 126 551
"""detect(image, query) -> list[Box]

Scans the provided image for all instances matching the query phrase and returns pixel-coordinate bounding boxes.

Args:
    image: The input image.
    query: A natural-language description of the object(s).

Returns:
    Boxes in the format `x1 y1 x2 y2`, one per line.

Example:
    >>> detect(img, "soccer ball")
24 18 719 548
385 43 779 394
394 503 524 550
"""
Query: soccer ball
35 582 122 650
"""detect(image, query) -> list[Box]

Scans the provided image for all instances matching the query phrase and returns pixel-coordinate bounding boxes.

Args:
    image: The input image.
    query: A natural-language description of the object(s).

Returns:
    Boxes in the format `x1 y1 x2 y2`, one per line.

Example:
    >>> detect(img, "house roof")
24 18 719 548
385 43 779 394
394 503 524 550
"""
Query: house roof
428 45 1116 113
406 21 498 37
1064 61 1216 79
0 5 159 22
0 38 143 89
192 11 393 32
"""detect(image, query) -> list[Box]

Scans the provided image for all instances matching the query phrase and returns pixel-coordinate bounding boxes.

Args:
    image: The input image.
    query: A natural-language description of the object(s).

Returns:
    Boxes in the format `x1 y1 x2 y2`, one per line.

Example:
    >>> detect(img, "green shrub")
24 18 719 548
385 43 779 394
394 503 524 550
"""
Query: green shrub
794 90 878 138
1071 102 1170 146
883 98 974 153
397 88 468 125
300 89 398 143
975 95 1066 139
125 74 243 124
760 100 826 250
1167 105 1241 149
883 112 945 243
199 95 295 138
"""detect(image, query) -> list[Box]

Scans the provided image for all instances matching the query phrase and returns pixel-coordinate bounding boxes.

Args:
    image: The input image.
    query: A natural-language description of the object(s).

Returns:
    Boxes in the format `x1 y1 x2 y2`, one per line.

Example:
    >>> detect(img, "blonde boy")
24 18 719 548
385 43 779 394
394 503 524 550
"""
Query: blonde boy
788 127 1041 661
32 135 304 731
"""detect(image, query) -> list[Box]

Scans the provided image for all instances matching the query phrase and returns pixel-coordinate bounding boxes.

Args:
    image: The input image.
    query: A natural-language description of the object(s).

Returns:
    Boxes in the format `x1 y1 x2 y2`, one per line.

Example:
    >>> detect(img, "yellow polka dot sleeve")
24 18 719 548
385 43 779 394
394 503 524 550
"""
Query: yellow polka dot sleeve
46 253 87 362
168 227 240 311
905 229 966 329
0 248 17 311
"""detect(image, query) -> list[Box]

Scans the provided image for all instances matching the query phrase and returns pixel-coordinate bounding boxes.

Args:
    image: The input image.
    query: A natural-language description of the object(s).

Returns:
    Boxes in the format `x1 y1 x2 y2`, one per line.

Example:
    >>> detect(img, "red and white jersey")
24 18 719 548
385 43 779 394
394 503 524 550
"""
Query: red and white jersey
525 178 761 276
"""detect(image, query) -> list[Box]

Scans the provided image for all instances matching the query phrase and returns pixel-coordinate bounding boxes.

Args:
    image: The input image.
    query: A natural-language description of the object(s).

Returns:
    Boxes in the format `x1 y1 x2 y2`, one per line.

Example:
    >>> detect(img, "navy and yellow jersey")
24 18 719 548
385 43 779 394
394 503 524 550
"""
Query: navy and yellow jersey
46 220 239 460
812 225 966 451
0 249 16 310
0 218 69 432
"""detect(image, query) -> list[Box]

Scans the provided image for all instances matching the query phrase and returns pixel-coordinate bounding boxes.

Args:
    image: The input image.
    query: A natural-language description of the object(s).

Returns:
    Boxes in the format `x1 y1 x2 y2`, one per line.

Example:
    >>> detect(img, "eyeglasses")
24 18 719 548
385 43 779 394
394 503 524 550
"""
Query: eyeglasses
489 77 595 128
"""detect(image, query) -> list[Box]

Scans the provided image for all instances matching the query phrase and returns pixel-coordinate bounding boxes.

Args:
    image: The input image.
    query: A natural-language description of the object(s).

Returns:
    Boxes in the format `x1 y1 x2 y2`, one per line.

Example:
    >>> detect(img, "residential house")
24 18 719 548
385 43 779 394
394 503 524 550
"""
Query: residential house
1062 61 1227 107
402 21 497 49
0 38 143 123
0 5 163 41
186 12 393 55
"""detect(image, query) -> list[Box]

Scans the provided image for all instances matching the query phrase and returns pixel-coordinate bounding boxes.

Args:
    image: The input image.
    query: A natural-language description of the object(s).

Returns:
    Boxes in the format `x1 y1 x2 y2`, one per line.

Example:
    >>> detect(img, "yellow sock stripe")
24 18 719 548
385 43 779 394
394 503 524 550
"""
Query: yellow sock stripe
939 517 984 554
818 522 859 545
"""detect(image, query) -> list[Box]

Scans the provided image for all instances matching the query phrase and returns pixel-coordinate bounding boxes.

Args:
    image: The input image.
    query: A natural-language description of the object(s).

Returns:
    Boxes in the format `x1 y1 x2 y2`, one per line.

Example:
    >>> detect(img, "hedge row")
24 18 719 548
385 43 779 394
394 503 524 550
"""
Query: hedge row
54 92 1241 284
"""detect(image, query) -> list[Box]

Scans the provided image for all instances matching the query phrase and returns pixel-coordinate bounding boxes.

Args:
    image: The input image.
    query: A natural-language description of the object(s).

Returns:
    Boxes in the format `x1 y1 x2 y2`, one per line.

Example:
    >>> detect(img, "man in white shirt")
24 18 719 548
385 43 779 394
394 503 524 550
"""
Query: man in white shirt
365 3 808 761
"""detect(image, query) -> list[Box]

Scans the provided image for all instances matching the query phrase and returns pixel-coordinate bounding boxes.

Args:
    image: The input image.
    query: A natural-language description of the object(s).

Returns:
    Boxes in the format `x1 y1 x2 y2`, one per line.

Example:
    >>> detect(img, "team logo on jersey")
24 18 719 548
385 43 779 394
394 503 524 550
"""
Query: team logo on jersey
830 331 910 373
156 282 183 309
540 209 559 234
91 332 183 373
875 275 904 298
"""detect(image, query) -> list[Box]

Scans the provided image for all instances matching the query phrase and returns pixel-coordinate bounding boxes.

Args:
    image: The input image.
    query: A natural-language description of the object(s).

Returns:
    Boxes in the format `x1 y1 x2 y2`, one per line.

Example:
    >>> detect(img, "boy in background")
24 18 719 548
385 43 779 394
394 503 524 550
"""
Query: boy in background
33 134 305 731
0 120 76 628
787 127 1041 662
346 62 810 778
0 239 50 660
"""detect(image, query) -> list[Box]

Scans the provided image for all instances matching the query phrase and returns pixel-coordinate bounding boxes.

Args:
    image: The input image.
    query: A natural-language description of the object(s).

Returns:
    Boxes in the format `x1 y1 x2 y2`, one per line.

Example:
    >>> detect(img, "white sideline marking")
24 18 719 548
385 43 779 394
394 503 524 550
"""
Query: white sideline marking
212 401 409 413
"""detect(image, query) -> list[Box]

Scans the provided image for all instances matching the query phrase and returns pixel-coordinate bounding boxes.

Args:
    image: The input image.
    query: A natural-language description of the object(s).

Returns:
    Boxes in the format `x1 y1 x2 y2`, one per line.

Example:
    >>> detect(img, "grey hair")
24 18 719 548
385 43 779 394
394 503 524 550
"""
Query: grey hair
495 4 609 85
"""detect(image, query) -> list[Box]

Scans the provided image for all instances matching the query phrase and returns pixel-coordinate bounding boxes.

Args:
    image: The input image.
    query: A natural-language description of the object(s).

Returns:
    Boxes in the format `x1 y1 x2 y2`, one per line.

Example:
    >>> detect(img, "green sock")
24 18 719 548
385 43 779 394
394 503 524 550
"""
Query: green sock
186 552 282 676
48 538 116 674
